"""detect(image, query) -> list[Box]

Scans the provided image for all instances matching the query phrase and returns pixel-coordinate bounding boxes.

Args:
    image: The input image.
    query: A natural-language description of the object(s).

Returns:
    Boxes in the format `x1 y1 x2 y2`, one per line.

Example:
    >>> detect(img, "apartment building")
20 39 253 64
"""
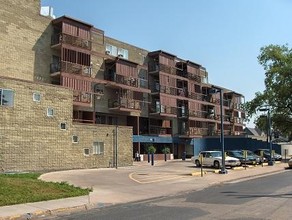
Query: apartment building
0 0 245 171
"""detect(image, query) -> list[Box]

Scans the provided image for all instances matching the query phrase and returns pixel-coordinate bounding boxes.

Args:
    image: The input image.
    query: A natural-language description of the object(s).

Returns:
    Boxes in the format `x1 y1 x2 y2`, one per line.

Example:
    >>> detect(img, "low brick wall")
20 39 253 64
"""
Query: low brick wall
141 154 173 161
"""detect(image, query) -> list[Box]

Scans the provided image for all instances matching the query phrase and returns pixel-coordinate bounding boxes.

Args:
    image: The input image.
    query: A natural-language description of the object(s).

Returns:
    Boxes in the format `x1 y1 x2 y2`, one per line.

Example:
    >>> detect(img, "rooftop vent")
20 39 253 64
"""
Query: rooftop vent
40 6 56 19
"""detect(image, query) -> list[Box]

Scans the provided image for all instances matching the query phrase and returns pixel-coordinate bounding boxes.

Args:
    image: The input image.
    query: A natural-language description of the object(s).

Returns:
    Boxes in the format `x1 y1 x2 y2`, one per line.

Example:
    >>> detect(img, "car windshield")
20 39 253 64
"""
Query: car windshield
210 151 222 157
231 151 243 157
246 151 257 156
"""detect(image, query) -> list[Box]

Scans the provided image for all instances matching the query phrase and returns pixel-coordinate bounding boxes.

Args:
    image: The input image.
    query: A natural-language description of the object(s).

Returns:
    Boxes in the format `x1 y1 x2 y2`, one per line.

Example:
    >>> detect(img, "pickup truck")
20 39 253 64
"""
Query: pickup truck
191 151 241 169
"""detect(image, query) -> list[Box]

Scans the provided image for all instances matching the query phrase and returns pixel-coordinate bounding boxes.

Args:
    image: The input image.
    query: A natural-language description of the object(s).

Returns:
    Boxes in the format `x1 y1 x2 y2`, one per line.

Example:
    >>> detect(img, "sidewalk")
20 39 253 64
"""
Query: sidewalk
0 160 288 220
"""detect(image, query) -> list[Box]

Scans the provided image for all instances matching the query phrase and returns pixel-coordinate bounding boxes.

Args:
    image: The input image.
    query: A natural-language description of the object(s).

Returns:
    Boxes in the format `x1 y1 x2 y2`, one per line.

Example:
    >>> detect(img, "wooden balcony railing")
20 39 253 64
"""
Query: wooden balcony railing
180 127 209 136
187 73 201 83
149 105 177 115
73 91 91 104
105 73 148 89
51 33 91 50
149 126 172 135
108 98 141 110
50 61 91 77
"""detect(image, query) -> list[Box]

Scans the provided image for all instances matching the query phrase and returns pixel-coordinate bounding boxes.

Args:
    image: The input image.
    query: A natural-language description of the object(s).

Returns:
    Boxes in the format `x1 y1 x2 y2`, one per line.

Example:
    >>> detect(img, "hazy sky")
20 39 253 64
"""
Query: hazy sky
41 0 292 125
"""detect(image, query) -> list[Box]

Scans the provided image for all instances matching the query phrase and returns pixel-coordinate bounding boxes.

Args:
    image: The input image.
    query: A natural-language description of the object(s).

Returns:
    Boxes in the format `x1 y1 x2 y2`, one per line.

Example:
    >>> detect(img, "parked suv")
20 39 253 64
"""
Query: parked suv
246 150 265 164
226 150 258 165
191 151 241 169
254 149 282 161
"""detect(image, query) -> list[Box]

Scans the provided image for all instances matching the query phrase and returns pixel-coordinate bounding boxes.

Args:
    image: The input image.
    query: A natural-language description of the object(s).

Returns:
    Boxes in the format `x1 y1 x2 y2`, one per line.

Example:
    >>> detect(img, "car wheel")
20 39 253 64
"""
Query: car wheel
195 160 201 167
214 161 220 169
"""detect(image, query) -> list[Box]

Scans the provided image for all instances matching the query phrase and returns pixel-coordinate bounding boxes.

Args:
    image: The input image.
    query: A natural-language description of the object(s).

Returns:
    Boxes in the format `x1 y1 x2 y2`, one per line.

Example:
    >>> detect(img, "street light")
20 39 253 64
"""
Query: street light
259 106 274 166
210 87 227 174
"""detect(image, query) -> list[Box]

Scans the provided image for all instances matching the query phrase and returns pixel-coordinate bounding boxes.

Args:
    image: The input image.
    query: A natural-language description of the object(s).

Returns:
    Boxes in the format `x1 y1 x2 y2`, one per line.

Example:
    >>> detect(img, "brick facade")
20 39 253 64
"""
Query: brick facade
0 0 52 83
0 0 133 172
0 77 133 172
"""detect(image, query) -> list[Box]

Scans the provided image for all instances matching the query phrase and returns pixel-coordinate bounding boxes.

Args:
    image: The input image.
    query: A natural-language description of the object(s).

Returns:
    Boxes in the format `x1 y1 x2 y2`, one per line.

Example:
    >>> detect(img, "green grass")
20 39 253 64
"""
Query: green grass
0 173 91 206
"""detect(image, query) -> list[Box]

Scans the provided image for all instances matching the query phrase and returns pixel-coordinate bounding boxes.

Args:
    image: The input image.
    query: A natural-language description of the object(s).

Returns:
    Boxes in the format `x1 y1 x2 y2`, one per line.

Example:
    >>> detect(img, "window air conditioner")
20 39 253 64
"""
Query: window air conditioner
105 50 110 54
118 54 123 58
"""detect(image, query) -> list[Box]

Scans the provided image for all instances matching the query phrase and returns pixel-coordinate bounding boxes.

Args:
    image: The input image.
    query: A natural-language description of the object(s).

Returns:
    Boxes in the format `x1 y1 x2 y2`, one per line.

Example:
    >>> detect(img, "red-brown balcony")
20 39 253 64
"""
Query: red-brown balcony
50 61 91 77
51 33 91 50
104 59 150 93
149 104 177 118
179 127 208 137
149 125 172 136
73 91 92 107
188 110 218 121
108 98 142 113
188 91 205 101
188 73 201 83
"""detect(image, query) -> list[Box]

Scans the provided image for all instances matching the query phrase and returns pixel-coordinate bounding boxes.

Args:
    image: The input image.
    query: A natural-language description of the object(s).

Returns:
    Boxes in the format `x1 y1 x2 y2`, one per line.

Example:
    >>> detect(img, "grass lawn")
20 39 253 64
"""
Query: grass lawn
0 173 91 207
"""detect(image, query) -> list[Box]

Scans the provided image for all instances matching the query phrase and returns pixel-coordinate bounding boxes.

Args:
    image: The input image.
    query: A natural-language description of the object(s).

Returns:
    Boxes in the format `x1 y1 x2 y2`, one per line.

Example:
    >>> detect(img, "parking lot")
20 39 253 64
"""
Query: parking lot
1 159 289 219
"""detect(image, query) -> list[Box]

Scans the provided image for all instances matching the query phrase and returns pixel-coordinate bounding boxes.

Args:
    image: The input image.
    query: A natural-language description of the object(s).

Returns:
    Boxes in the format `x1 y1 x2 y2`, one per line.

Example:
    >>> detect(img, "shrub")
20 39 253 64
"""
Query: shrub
147 145 156 154
161 147 170 154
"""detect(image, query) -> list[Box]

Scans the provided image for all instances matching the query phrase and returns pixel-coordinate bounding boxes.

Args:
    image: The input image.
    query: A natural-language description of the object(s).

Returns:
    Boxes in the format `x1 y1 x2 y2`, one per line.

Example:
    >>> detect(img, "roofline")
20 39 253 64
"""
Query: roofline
211 84 244 97
186 60 201 67
148 50 177 58
52 15 93 28
105 57 139 66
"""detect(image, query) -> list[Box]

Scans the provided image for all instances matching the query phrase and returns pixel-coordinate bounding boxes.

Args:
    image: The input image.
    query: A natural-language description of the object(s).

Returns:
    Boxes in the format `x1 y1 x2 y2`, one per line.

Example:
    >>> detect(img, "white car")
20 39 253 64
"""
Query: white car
288 158 292 168
191 151 241 169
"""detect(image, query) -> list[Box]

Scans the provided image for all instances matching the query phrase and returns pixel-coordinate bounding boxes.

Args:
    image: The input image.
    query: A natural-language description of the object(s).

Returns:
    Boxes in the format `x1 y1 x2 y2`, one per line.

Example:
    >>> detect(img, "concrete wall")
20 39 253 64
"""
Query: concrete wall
0 77 133 172
0 0 53 83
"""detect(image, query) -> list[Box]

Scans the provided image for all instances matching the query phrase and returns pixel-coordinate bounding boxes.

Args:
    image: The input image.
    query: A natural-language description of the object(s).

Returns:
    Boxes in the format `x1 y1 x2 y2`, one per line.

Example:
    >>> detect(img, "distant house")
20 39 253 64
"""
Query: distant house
244 127 265 137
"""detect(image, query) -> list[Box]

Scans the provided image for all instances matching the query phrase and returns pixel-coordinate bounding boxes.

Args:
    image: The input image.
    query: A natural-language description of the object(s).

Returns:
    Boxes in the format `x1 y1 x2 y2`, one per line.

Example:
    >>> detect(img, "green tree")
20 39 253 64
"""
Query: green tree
244 44 292 140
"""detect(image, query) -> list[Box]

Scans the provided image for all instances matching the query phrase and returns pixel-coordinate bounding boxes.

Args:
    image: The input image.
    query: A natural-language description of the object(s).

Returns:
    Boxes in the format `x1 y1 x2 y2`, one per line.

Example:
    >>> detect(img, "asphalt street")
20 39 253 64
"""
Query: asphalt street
42 169 292 220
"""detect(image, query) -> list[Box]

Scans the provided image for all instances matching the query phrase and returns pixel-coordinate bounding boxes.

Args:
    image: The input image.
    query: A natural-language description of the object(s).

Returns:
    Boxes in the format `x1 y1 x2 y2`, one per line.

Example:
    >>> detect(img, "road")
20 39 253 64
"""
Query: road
46 169 292 220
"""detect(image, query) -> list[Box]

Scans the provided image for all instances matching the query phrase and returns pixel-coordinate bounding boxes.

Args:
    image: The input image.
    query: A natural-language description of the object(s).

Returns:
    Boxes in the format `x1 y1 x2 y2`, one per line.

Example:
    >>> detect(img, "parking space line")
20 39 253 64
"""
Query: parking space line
129 172 187 184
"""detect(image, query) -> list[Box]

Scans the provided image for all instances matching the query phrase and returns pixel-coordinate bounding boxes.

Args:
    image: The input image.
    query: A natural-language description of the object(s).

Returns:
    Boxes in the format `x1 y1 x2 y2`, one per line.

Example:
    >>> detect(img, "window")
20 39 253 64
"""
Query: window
33 92 41 102
72 135 79 143
117 48 128 59
105 44 117 56
0 89 14 107
93 142 104 155
84 148 90 156
47 107 54 116
60 123 67 130
105 44 129 60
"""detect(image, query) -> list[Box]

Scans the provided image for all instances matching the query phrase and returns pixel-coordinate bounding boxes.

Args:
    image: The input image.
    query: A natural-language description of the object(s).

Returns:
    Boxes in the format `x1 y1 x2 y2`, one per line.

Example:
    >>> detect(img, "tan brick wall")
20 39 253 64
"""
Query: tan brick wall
104 37 148 66
0 0 53 83
0 77 133 172
72 124 133 168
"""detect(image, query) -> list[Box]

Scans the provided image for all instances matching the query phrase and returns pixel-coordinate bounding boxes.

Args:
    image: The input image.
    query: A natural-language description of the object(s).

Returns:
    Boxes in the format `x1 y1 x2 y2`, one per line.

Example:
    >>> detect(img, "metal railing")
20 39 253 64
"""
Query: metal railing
51 33 91 50
108 98 141 110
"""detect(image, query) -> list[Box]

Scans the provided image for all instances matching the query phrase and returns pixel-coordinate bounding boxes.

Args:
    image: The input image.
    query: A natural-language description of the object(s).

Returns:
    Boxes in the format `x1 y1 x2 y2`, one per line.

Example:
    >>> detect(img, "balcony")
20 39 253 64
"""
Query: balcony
148 63 159 73
108 98 141 112
187 73 201 83
159 85 176 96
188 110 218 121
149 104 177 116
176 88 188 98
178 108 189 118
105 73 137 87
180 127 209 136
73 91 92 106
51 33 91 50
188 92 206 102
149 125 172 136
50 61 91 77
233 117 244 124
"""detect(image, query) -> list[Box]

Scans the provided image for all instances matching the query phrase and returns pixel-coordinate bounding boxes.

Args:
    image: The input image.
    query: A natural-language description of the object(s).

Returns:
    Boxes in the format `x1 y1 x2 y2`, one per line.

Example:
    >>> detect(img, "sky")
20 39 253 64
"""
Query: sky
41 0 292 126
